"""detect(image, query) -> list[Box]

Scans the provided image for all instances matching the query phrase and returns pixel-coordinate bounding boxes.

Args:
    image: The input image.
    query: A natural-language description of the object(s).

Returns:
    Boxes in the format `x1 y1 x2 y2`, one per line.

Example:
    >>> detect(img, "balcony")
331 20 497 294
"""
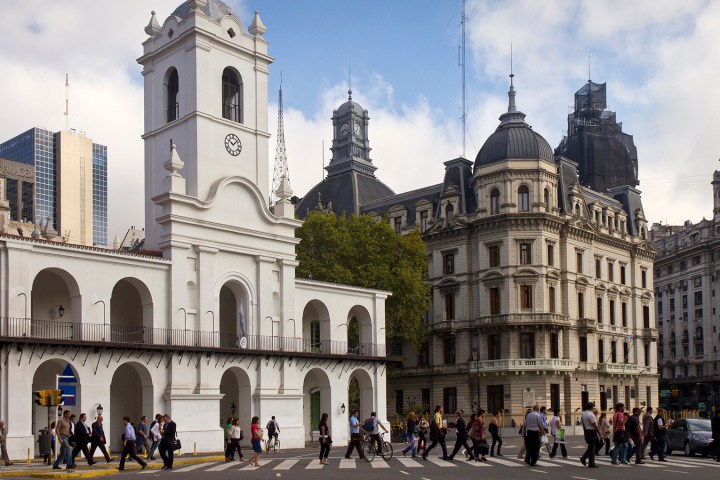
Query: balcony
474 313 571 330
578 318 597 332
642 328 659 341
433 320 457 334
0 317 386 358
468 358 576 374
597 363 639 374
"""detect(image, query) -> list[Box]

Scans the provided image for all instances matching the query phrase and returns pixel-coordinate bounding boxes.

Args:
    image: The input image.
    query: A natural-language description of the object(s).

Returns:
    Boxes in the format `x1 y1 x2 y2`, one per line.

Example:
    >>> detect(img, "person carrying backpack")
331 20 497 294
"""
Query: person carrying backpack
361 412 387 454
421 405 448 460
265 416 279 452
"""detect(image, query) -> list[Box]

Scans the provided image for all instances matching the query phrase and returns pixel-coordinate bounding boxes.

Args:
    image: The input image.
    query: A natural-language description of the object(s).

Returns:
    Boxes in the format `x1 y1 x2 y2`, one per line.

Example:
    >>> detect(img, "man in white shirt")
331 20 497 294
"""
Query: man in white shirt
119 417 147 471
579 403 599 468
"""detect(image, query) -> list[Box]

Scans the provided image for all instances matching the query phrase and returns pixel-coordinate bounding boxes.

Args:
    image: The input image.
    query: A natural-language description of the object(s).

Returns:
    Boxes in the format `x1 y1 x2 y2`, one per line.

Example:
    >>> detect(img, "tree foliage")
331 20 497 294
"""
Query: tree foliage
296 211 430 350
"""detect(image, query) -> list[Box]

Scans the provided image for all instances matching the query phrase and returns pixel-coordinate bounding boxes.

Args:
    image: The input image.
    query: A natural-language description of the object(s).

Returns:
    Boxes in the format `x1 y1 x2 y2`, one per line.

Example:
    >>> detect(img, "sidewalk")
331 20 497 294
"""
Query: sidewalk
0 453 225 478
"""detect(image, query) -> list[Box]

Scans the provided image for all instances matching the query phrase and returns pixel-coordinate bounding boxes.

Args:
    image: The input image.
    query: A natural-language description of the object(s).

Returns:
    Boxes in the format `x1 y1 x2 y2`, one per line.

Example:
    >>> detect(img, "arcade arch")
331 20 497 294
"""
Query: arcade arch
347 305 372 355
302 300 330 353
302 368 331 441
219 367 252 427
110 362 154 452
219 281 248 348
31 268 81 339
110 278 153 343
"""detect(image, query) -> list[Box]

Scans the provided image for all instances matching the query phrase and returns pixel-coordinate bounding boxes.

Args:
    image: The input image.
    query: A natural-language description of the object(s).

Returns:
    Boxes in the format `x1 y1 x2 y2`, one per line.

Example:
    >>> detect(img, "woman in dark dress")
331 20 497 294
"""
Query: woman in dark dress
319 413 330 465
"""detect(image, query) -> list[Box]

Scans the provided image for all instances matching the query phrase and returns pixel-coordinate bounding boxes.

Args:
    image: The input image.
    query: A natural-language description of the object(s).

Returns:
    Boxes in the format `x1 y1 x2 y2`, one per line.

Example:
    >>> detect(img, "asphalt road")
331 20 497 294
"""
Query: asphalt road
7 437 720 480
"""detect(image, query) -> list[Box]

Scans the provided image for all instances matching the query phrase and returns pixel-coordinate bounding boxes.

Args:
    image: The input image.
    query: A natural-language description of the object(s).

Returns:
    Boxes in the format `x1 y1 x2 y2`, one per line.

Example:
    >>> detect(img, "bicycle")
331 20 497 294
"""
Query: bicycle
266 435 280 453
362 432 393 461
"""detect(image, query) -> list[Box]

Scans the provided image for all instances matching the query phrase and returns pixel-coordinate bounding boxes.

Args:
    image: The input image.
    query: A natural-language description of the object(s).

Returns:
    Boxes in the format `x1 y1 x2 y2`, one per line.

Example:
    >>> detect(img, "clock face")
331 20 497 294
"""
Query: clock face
224 133 242 156
353 123 361 135
340 123 349 136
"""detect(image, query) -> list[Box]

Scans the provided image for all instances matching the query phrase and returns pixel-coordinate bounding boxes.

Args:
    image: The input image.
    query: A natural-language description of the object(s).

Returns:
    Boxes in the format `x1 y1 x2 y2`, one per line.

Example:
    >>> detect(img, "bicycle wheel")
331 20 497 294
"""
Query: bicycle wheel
363 442 375 462
381 441 394 460
273 439 280 453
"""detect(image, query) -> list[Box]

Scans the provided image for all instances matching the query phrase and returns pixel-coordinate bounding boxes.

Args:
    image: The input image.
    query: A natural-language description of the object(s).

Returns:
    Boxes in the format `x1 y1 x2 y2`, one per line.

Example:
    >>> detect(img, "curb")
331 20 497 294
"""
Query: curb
0 455 226 478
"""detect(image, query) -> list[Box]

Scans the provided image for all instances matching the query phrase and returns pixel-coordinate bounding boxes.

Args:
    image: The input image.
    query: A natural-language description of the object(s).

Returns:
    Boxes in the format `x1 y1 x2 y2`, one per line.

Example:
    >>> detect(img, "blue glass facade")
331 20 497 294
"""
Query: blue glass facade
0 127 108 245
92 143 108 246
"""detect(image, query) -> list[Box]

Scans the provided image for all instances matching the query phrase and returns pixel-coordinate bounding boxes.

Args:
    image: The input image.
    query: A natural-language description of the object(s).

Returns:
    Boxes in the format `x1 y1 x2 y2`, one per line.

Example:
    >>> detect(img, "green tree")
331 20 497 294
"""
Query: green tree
296 211 430 350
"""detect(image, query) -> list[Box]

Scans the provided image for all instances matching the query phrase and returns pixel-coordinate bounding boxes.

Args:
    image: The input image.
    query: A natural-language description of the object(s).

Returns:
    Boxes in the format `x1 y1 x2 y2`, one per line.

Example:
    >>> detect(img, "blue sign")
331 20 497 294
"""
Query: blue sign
61 385 76 406
58 364 77 383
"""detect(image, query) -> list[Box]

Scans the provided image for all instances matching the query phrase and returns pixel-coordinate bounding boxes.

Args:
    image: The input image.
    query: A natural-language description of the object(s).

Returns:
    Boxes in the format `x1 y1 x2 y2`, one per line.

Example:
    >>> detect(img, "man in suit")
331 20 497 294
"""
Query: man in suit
158 414 176 470
448 410 474 461
89 415 113 463
71 413 96 465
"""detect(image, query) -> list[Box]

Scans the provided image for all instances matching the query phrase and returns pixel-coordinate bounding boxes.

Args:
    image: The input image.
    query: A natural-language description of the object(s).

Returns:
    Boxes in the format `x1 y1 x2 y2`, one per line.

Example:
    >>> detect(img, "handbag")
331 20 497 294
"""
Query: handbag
540 434 549 445
478 441 489 455
171 438 182 451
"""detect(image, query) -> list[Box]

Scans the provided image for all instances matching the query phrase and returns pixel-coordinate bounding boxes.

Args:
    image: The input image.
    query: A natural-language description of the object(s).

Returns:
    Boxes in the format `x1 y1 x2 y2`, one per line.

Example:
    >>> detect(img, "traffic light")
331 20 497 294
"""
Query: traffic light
34 390 49 407
52 389 64 406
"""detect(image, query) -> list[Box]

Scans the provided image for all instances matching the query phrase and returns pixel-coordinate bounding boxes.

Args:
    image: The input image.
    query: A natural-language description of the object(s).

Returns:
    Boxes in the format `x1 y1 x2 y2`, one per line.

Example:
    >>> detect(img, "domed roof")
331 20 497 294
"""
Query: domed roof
172 0 235 22
474 75 554 171
335 90 365 116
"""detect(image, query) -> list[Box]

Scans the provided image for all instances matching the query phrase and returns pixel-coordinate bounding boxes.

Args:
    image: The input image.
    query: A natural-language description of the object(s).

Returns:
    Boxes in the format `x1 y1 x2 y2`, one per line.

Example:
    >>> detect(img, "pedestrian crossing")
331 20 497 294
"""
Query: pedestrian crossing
152 454 719 473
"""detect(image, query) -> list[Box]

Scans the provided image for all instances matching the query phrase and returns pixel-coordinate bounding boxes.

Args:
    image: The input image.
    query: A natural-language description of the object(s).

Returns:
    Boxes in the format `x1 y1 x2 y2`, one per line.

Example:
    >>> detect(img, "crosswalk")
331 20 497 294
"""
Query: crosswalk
145 455 720 473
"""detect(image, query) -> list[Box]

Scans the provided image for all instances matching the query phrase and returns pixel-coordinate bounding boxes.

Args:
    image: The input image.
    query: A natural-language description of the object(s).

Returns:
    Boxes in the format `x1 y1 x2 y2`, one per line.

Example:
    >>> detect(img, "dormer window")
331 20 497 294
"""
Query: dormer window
166 68 179 123
222 68 243 123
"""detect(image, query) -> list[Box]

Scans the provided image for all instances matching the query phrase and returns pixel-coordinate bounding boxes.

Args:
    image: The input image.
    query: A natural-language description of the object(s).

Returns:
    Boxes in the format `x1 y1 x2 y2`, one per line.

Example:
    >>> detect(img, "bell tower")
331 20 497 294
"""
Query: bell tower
712 169 720 223
138 0 271 250
326 90 376 178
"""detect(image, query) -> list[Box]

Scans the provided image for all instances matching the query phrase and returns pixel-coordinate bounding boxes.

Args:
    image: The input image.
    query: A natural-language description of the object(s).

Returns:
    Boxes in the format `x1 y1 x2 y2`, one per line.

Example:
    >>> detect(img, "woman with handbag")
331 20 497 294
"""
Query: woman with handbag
227 418 245 462
417 415 429 453
402 412 418 457
250 416 263 467
318 413 331 465
471 409 488 462
611 403 629 465
597 412 611 455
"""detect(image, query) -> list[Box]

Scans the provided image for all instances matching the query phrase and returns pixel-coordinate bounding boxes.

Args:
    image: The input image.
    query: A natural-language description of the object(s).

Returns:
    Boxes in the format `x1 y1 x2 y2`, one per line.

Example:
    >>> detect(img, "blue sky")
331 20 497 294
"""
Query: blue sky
1 0 719 242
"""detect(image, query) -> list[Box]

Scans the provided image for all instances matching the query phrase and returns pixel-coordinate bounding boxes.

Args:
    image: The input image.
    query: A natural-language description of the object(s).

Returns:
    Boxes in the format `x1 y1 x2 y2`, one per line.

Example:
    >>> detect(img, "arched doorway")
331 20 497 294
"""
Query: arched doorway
110 363 153 452
110 278 153 343
347 306 372 355
219 367 252 430
31 268 81 340
302 301 330 354
219 282 247 348
32 360 81 455
348 369 374 420
303 368 331 441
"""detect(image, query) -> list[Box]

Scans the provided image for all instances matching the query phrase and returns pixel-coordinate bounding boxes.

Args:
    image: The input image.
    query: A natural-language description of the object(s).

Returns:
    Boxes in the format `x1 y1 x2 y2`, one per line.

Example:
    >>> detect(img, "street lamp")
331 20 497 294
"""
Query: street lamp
230 402 236 416
96 404 104 417
57 305 65 318
17 292 28 319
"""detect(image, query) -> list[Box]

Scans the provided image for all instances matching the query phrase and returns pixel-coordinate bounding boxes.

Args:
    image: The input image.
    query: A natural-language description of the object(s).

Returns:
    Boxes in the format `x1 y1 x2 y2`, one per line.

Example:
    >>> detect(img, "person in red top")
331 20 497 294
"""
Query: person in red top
250 417 263 467
611 403 629 465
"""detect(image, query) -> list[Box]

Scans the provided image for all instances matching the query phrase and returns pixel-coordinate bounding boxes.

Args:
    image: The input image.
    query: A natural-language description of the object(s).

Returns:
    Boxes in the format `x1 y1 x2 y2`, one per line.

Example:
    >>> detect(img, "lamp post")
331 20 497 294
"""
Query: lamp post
96 404 104 418
179 308 187 330
17 292 28 319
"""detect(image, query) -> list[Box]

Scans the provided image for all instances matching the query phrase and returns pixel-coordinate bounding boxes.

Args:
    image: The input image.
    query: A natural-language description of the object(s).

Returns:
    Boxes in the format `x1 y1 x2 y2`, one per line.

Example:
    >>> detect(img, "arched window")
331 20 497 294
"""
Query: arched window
490 189 500 215
518 185 530 212
166 68 179 123
543 188 550 210
445 203 454 219
222 68 243 123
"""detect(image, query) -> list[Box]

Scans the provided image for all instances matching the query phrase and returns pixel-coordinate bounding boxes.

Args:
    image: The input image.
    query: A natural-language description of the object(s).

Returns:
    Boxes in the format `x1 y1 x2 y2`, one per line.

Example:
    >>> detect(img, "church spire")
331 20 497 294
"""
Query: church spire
507 44 517 113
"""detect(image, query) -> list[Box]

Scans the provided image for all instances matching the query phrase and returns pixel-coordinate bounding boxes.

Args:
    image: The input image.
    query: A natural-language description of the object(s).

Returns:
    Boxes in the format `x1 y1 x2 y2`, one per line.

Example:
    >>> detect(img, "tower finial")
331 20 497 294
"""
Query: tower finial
348 67 352 101
507 43 516 113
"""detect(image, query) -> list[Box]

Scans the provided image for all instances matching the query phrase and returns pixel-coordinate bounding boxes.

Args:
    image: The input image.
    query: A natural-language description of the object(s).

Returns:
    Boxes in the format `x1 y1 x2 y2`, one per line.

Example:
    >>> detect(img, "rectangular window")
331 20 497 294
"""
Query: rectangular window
420 210 429 233
520 243 532 264
421 388 430 410
643 305 650 328
641 269 647 288
520 332 535 358
577 252 584 274
623 342 630 363
395 390 404 416
644 342 650 367
609 300 616 325
579 336 588 362
489 287 501 315
694 291 703 305
419 342 429 366
578 292 585 318
488 245 500 268
597 297 603 323
443 338 456 364
622 302 628 327
443 252 455 275
394 216 402 234
670 298 675 312
444 293 455 320
548 286 557 313
608 261 614 282
443 387 457 416
694 276 702 288
611 341 617 363
657 301 663 315
520 285 533 309
594 257 600 277
547 243 554 267
550 333 559 358
683 295 688 309
599 339 606 363
693 255 701 265
488 334 501 360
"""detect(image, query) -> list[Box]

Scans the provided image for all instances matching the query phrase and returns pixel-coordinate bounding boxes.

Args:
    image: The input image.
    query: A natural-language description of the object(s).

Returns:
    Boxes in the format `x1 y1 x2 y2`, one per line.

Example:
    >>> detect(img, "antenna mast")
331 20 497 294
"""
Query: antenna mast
270 74 290 207
459 0 467 158
64 71 69 131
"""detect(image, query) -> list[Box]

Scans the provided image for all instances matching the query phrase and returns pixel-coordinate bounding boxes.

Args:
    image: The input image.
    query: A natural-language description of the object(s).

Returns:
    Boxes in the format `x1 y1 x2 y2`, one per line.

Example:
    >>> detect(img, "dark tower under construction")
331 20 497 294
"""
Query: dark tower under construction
556 81 639 192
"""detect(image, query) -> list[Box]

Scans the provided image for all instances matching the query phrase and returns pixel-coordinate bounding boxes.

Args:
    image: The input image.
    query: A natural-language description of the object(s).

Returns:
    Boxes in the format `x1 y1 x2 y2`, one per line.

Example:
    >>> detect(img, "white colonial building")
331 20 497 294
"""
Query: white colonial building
0 0 388 459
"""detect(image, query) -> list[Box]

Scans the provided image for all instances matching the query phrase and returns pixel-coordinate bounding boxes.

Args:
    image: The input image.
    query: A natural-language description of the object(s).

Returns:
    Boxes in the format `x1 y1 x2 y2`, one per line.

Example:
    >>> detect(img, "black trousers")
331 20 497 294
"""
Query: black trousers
72 441 93 464
345 434 364 459
550 436 567 457
89 440 111 461
424 436 448 458
581 430 598 466
319 441 331 459
159 440 174 468
119 440 146 469
525 430 541 465
491 431 502 455
449 436 473 459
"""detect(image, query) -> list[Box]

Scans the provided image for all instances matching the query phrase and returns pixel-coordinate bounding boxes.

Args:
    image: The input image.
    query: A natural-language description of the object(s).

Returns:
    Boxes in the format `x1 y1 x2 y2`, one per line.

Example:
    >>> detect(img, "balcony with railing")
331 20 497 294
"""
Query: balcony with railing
432 320 456 334
474 313 571 330
597 363 639 374
578 318 597 331
468 358 576 374
642 327 659 341
0 317 386 358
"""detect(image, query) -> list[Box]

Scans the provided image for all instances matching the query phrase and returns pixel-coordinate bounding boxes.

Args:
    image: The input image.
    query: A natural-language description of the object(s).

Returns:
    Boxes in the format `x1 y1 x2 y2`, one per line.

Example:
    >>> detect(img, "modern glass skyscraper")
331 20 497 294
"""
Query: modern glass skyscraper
0 127 108 246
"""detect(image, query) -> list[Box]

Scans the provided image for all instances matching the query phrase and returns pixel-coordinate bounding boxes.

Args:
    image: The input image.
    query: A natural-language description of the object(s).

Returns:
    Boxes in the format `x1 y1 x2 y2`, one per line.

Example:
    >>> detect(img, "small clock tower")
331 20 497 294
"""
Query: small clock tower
326 90 376 178
138 0 272 250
